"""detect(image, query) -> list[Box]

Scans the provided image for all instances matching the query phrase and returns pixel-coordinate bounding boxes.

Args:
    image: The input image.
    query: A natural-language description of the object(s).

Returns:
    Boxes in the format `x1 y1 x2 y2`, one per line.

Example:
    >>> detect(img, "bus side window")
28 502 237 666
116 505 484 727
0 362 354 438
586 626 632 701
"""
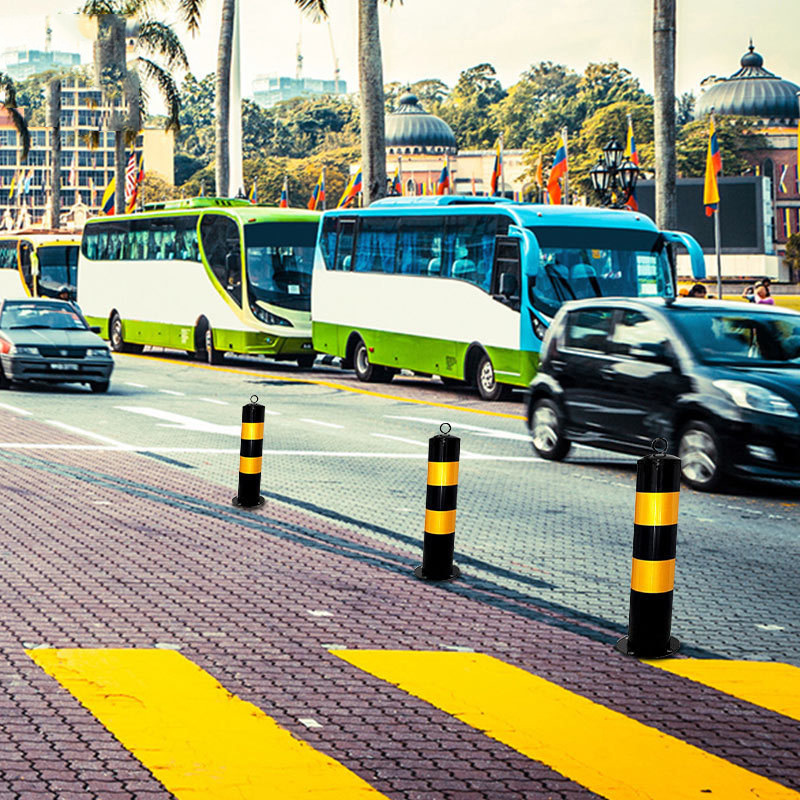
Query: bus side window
397 217 443 276
0 242 18 268
444 215 496 289
492 237 521 309
334 220 355 271
320 216 338 270
354 217 397 273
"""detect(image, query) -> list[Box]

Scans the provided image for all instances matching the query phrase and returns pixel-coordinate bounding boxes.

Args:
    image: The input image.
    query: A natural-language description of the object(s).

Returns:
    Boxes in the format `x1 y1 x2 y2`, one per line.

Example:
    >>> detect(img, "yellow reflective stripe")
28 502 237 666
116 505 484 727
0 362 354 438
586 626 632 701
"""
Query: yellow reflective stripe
646 660 800 724
424 508 456 535
631 557 675 593
634 492 679 526
28 649 389 799
427 460 459 486
241 422 264 440
334 650 800 800
239 456 262 474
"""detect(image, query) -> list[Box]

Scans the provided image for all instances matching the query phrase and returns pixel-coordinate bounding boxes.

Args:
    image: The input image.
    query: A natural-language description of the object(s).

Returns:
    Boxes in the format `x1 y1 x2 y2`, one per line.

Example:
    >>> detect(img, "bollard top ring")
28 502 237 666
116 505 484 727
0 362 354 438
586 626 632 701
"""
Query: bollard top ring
250 394 259 404
440 422 451 435
652 437 668 455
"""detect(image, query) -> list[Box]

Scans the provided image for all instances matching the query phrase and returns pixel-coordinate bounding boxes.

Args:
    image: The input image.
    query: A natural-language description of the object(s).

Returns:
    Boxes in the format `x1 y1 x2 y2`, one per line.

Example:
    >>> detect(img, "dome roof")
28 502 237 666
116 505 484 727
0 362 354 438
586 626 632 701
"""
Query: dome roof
385 93 457 154
696 43 800 121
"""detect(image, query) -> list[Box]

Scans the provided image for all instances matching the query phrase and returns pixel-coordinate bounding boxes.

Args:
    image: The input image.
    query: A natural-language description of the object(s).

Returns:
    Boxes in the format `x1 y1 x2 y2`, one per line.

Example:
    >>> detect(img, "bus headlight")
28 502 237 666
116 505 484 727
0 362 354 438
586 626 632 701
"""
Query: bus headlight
529 313 548 340
249 302 292 327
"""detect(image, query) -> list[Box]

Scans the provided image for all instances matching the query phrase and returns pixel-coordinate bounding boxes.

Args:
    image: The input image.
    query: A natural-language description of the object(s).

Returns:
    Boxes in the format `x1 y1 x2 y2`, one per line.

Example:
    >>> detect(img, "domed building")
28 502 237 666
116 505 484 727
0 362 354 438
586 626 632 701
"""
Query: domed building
697 43 799 251
385 94 457 156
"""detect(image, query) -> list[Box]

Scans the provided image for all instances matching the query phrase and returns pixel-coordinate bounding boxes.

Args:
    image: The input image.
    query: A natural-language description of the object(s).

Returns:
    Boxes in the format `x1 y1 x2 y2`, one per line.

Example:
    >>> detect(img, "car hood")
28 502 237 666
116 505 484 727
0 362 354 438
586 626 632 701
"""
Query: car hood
712 365 800 407
1 328 105 348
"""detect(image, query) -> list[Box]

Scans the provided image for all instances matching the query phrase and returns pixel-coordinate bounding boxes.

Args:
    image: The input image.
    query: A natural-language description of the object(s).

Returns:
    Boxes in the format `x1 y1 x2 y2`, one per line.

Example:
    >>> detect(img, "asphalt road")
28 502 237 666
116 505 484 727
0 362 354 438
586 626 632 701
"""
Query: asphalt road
2 348 798 665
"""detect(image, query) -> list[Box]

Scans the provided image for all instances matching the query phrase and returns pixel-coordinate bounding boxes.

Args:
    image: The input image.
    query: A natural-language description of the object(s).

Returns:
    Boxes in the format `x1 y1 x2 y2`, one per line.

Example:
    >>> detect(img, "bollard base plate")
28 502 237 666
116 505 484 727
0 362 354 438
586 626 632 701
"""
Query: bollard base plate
614 635 680 659
232 495 266 509
413 565 460 582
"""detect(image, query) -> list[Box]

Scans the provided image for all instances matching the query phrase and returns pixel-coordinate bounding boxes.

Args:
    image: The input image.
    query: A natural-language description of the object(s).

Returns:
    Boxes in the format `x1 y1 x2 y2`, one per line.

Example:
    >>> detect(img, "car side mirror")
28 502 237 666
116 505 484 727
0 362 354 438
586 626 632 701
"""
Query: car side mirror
499 272 518 297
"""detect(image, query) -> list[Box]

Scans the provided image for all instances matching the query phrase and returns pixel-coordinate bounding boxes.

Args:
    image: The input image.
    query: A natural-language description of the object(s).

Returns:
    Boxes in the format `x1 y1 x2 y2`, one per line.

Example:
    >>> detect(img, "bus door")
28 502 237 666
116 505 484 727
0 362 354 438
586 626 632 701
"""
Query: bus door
18 240 35 296
505 225 544 355
491 236 521 310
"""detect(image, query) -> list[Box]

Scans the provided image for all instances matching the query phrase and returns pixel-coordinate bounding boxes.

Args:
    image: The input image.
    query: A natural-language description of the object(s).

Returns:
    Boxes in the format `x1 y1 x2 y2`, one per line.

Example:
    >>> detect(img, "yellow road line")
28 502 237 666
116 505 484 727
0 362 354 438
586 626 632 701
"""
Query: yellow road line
333 650 800 800
28 649 386 799
121 352 526 420
645 659 800 723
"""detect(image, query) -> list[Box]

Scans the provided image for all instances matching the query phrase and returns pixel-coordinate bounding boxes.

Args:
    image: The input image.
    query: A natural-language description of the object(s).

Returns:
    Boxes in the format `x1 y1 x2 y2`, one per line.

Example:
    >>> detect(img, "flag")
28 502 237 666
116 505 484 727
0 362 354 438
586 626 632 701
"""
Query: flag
436 161 449 195
337 169 362 208
22 168 33 195
199 183 205 197
308 170 325 209
249 180 258 204
779 164 788 194
279 176 289 208
534 153 543 188
390 166 401 196
490 141 502 195
68 154 77 187
547 133 568 205
8 171 17 201
624 115 639 211
101 176 115 215
796 115 800 194
124 153 144 213
703 115 721 217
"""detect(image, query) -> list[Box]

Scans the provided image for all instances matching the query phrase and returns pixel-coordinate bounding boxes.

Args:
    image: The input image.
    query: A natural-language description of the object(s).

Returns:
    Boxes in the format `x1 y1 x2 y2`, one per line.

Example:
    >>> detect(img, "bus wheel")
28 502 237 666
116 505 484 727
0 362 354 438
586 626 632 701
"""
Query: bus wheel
476 354 510 401
108 313 142 354
296 354 316 369
353 339 383 382
205 328 224 365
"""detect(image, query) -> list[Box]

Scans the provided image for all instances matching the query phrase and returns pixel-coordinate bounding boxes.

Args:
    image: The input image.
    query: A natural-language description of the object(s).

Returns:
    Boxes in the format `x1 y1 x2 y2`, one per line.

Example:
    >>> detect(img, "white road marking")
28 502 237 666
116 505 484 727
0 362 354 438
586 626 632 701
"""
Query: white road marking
307 610 333 617
755 624 785 631
198 398 229 406
300 418 344 429
372 433 428 447
298 718 323 729
114 406 241 436
45 420 132 448
159 389 185 396
125 382 147 388
385 414 531 442
0 402 32 416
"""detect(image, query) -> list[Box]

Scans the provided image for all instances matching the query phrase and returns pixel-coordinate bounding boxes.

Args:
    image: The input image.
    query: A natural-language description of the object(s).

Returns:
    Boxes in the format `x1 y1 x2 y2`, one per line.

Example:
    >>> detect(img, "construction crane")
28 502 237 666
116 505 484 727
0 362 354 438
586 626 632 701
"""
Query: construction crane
295 18 303 81
45 16 52 52
326 20 341 91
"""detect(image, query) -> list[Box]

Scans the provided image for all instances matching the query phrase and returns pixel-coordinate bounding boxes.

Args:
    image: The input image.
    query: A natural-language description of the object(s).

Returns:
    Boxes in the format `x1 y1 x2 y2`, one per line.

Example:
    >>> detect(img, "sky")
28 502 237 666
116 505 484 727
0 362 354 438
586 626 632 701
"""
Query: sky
2 0 800 108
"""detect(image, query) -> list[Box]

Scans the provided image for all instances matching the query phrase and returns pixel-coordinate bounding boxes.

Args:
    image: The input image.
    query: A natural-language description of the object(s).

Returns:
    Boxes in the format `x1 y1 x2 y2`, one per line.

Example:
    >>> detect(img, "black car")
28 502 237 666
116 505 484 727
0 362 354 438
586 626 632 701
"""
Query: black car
0 299 114 393
526 297 800 491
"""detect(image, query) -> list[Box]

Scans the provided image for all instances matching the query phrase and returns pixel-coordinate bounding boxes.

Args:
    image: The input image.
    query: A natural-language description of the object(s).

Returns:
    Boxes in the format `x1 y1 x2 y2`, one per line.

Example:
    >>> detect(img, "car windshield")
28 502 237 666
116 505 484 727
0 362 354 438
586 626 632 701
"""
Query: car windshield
0 303 87 331
671 309 800 365
527 226 673 318
243 221 317 311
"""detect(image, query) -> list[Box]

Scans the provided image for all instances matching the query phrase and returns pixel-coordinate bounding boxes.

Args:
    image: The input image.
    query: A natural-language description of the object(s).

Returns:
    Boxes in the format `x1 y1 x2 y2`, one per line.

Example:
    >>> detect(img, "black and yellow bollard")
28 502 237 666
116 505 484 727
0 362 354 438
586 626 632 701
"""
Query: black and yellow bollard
616 438 680 658
414 423 461 581
232 395 266 508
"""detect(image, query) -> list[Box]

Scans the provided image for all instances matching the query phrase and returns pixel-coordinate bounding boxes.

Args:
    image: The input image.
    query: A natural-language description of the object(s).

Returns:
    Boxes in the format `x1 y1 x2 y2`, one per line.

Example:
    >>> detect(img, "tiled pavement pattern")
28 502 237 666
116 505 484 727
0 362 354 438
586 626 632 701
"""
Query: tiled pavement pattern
1 410 800 799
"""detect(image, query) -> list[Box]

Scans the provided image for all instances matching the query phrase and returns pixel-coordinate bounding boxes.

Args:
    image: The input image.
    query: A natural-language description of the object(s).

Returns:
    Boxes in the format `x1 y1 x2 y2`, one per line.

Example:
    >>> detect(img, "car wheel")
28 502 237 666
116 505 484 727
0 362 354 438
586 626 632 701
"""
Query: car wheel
296 354 316 369
529 397 571 461
476 354 509 401
0 362 9 390
678 421 723 492
353 339 381 382
109 313 143 354
89 380 110 393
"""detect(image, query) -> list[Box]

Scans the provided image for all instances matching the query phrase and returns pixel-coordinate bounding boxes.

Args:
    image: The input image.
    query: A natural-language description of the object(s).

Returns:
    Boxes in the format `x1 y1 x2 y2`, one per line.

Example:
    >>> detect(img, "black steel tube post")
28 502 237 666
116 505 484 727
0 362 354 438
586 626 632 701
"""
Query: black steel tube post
616 438 681 658
232 395 265 508
414 423 461 581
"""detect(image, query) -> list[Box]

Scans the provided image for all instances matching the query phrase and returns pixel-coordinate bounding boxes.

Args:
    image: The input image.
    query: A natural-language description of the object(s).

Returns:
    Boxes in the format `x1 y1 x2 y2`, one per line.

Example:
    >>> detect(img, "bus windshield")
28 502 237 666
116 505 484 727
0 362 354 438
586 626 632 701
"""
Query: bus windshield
244 221 317 311
528 226 673 318
37 245 79 287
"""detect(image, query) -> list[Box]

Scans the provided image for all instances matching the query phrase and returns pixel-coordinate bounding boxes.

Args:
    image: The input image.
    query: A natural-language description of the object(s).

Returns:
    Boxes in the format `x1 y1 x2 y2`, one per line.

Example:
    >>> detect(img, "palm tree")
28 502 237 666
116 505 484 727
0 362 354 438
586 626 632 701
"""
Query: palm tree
0 73 31 161
653 0 676 230
82 0 200 212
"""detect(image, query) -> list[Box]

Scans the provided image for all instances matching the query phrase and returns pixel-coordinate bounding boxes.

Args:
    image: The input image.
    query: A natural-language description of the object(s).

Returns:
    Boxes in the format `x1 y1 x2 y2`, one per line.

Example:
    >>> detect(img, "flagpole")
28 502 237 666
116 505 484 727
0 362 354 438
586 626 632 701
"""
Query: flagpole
321 166 326 210
397 157 402 197
714 208 722 299
446 153 451 195
499 132 505 198
562 127 569 205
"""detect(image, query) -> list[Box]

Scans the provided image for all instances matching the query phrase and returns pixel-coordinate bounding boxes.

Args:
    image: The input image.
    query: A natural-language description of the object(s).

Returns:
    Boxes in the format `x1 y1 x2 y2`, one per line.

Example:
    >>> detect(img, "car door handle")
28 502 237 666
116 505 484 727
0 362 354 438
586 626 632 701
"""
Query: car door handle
599 365 616 379
550 359 567 374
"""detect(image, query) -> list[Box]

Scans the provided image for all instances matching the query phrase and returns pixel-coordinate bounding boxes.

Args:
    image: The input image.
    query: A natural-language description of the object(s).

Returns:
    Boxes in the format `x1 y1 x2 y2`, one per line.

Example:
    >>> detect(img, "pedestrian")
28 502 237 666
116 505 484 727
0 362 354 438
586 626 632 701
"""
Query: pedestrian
742 282 758 303
687 283 708 298
57 286 70 301
755 284 775 305
761 277 772 297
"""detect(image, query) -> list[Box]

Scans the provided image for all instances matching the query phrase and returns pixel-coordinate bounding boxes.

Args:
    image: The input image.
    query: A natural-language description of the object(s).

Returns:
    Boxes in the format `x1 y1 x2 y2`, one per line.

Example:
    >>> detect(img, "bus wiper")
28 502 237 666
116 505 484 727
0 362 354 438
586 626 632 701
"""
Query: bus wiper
542 263 575 301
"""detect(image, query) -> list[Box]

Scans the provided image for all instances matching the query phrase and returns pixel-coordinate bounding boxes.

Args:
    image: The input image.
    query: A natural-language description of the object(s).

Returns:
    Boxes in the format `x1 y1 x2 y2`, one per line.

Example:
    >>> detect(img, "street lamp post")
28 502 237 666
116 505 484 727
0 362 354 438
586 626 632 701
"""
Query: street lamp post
590 138 640 208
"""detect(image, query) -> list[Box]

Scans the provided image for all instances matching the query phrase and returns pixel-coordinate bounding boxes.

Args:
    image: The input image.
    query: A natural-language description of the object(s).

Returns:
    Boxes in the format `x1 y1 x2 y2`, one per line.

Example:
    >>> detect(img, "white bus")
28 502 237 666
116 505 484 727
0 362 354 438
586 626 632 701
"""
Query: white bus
78 198 320 365
0 233 81 301
311 196 706 400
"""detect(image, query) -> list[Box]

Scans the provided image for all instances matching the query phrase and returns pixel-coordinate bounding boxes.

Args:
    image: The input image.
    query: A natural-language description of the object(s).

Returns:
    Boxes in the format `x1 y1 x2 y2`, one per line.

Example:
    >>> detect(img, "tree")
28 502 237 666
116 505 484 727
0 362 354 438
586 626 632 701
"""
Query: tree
653 0 677 229
82 0 199 211
676 92 695 127
214 0 234 196
784 233 800 284
438 63 505 149
676 116 766 178
0 73 31 161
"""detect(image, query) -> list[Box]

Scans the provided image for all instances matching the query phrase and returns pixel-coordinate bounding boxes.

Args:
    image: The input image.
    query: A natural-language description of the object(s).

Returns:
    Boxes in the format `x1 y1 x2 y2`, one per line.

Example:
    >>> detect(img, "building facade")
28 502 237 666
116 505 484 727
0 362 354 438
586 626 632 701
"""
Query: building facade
252 76 347 109
2 48 81 81
0 78 174 229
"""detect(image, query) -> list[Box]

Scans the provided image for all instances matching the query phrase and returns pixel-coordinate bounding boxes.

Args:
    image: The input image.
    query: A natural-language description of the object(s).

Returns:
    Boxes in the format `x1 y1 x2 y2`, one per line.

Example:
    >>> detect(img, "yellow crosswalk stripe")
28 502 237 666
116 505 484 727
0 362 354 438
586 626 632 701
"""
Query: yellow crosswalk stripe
645 659 800 723
27 649 387 800
333 650 800 800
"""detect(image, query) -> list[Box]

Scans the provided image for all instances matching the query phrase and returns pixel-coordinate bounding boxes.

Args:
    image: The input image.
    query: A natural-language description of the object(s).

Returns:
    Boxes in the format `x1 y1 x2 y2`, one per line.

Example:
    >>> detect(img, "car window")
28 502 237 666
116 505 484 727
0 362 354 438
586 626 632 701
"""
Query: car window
610 310 671 358
564 308 614 353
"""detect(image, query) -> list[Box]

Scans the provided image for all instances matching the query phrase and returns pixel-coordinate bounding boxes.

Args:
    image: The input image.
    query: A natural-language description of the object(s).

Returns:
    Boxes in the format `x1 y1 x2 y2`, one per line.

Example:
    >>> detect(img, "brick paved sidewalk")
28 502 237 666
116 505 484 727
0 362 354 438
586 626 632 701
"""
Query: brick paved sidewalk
1 414 799 799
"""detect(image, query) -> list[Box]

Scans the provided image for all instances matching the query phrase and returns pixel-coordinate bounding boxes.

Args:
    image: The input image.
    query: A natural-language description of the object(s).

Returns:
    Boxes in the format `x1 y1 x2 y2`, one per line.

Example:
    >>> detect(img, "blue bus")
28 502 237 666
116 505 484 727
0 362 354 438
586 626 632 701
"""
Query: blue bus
311 197 705 400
